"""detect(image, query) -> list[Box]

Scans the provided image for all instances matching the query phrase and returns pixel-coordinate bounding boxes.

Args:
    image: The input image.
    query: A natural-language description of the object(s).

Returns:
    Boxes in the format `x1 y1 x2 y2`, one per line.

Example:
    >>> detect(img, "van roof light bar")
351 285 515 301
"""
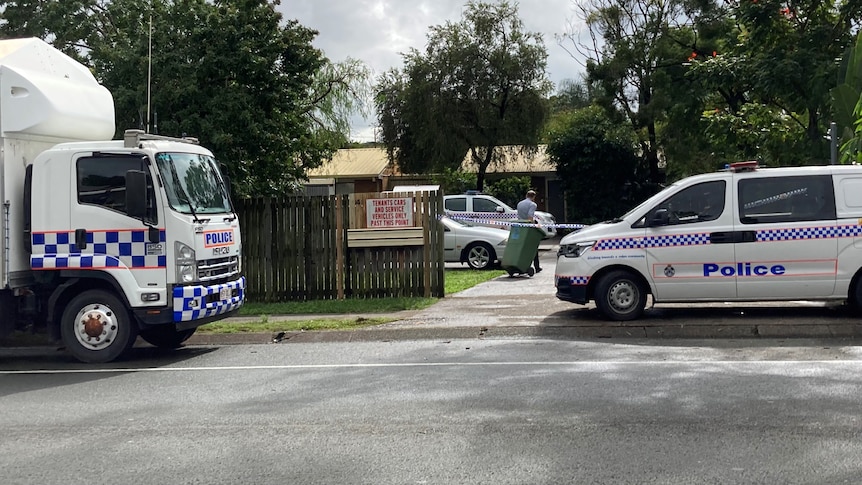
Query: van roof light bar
727 161 759 173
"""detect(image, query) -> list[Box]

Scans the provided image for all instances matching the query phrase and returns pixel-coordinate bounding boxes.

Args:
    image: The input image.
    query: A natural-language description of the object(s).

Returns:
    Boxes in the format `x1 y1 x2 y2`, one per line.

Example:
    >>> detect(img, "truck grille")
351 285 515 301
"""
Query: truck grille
198 256 240 283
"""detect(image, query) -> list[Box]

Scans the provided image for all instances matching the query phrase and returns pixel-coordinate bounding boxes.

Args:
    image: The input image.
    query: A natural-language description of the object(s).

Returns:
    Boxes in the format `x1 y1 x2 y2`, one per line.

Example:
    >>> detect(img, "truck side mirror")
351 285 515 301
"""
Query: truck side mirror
126 170 148 219
650 208 670 227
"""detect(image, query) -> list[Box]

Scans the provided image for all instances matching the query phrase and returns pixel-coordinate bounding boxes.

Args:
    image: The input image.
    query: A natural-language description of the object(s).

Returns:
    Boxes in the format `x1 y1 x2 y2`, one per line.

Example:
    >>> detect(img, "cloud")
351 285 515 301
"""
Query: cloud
277 0 588 141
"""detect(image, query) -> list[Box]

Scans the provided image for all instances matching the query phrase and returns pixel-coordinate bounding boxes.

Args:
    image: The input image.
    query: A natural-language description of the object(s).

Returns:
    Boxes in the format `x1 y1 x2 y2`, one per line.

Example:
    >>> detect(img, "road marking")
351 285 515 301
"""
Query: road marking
3 360 862 375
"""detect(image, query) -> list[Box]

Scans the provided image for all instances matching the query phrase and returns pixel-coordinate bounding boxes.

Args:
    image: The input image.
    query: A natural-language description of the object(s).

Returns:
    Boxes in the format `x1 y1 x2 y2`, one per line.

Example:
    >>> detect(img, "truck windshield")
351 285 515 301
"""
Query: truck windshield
154 152 232 215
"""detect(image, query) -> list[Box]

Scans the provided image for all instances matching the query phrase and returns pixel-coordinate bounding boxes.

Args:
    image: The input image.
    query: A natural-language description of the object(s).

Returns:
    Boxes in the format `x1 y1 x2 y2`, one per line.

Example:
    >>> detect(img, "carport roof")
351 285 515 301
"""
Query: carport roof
308 148 395 178
459 145 554 174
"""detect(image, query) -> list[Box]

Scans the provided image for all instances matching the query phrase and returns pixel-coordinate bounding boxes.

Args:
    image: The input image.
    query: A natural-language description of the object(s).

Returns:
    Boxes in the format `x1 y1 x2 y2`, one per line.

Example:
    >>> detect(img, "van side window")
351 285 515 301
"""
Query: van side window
648 180 726 226
444 197 467 212
738 175 835 224
473 198 499 212
77 155 157 224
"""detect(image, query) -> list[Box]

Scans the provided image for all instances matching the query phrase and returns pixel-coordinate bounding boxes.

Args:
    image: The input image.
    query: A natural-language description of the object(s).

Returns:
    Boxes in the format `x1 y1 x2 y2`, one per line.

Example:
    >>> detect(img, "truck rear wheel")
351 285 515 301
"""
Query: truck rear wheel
140 326 196 348
60 290 138 363
594 270 647 321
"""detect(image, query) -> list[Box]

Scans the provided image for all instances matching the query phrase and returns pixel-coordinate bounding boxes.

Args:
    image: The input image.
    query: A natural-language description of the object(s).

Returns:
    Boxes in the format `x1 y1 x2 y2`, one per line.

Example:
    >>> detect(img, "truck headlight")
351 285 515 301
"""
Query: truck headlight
559 241 595 258
175 242 198 283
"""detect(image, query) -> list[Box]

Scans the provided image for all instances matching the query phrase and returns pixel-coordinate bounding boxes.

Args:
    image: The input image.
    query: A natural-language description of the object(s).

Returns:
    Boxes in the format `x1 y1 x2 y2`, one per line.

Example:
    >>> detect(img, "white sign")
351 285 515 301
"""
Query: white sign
367 198 414 228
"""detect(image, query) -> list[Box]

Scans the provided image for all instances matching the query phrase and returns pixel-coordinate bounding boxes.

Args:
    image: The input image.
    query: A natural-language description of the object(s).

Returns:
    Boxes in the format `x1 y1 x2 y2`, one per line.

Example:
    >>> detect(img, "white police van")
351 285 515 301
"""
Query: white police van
555 162 862 320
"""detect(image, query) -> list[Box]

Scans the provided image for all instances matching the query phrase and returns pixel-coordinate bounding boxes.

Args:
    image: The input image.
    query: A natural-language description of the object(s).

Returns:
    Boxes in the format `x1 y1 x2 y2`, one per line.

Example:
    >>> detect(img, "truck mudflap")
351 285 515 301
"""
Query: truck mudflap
173 276 245 322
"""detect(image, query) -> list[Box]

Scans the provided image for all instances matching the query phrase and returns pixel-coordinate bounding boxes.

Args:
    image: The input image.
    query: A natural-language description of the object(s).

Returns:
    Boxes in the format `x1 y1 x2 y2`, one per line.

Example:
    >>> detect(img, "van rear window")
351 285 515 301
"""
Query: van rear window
738 175 835 224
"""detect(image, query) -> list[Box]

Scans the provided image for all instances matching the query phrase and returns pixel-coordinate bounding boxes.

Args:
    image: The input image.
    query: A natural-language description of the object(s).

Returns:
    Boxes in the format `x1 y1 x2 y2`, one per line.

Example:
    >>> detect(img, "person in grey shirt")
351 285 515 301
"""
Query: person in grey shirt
516 190 542 273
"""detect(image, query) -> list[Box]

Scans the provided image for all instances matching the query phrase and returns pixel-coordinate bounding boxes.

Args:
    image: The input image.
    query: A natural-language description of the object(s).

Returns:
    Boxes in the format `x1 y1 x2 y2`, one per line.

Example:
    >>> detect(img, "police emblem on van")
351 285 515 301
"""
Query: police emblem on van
204 229 235 248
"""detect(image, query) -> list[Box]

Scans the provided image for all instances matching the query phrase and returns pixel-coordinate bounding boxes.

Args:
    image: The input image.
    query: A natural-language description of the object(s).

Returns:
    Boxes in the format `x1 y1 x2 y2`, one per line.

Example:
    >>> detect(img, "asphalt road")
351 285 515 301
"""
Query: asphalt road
2 338 862 484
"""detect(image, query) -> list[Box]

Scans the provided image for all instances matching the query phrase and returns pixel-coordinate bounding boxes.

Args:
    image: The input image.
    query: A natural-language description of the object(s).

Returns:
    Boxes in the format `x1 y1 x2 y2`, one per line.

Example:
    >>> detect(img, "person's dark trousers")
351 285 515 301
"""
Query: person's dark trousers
533 253 542 272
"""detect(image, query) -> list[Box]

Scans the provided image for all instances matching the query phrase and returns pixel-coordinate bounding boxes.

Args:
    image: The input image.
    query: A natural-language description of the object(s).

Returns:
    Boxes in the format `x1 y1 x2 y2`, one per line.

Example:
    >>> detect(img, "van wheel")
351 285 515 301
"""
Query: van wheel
140 326 196 348
594 270 646 321
850 279 862 314
60 290 138 363
466 243 495 270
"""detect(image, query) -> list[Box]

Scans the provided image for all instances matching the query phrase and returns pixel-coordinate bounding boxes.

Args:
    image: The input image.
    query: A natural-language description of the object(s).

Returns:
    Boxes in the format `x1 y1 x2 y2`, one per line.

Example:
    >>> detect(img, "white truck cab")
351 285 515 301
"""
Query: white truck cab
556 162 862 320
0 37 244 362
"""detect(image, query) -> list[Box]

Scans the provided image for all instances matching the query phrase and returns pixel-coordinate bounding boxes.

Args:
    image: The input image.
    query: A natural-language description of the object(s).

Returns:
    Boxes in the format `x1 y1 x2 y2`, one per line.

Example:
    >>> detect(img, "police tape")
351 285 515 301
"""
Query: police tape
445 214 585 230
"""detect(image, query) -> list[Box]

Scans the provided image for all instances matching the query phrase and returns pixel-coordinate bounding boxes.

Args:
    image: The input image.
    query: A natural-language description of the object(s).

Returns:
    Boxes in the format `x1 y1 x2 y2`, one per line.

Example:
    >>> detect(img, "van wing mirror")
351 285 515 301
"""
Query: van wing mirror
495 206 505 213
126 169 148 219
650 208 670 227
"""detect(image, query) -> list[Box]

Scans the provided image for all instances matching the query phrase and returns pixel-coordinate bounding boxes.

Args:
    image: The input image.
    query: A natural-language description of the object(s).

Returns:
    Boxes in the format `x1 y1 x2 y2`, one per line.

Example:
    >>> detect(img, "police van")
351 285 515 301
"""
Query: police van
555 162 862 320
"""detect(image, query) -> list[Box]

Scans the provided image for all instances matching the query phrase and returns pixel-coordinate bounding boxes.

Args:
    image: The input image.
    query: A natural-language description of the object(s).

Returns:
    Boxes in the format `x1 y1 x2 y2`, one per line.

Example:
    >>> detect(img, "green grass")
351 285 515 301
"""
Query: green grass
215 268 506 334
444 268 506 294
198 316 393 334
238 268 505 317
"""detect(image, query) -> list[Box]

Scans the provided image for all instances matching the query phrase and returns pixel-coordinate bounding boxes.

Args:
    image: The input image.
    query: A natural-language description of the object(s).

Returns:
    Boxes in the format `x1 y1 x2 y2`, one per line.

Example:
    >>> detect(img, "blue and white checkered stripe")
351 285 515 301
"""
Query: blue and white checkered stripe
595 233 711 251
173 277 246 322
31 229 167 269
757 225 862 242
569 276 590 286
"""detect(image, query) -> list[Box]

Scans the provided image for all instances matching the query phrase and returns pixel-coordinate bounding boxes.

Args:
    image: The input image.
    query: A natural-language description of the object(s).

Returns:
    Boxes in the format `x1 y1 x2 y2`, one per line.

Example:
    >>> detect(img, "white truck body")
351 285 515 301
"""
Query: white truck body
0 38 244 362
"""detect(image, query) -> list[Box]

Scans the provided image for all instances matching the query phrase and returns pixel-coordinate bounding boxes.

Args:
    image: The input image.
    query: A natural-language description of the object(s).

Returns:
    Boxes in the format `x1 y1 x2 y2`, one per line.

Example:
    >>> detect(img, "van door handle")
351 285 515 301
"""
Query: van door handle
709 231 735 244
709 231 757 244
738 231 757 243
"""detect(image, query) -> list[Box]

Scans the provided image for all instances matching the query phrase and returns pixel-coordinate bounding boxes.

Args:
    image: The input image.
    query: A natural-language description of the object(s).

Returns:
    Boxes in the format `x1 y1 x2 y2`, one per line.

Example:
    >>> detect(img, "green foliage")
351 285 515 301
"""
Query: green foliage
701 103 809 167
835 32 862 164
375 0 551 190
547 106 648 224
570 0 861 181
841 93 862 164
572 0 696 183
432 168 477 196
0 0 370 197
486 176 531 208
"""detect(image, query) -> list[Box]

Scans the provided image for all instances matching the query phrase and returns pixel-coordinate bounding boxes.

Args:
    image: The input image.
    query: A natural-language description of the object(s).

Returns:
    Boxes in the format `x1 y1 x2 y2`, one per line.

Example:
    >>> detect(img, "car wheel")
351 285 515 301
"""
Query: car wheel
466 242 495 270
140 326 197 348
60 289 138 363
594 270 647 321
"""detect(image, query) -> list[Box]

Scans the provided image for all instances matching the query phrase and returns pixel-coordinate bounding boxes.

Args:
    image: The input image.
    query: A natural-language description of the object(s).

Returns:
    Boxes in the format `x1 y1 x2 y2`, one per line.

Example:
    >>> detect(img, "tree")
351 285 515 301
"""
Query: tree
0 0 371 197
562 0 696 183
690 0 862 166
375 0 551 191
547 106 646 224
834 32 862 163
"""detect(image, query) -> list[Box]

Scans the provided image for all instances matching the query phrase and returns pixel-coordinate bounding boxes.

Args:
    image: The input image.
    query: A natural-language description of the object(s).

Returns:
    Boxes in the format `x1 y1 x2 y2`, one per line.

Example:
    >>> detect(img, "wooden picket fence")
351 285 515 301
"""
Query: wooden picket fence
234 191 444 301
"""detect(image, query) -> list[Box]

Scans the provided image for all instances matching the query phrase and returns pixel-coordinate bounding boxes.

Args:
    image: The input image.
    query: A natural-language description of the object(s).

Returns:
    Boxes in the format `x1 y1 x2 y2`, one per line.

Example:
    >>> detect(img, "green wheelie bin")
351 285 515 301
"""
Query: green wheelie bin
501 223 544 277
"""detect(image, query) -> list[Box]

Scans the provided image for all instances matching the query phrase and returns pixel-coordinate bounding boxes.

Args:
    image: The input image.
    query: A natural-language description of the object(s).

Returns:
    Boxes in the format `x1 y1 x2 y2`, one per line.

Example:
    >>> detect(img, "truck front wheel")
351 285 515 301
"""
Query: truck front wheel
60 290 138 363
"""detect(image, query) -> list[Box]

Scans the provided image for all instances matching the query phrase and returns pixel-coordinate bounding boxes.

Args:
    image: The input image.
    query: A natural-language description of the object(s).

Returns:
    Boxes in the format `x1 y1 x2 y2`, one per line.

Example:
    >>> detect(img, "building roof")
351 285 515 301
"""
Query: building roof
460 145 554 174
307 148 393 179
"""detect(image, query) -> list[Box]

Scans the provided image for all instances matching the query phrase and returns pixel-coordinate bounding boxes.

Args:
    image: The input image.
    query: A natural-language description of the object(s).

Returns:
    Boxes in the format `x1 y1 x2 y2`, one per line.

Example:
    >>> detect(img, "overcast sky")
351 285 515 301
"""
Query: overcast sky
277 0 588 142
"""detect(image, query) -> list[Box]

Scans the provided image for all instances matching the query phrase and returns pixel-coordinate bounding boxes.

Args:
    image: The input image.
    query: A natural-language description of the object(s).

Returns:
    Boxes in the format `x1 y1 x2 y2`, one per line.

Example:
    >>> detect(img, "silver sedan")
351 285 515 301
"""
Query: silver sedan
440 216 509 270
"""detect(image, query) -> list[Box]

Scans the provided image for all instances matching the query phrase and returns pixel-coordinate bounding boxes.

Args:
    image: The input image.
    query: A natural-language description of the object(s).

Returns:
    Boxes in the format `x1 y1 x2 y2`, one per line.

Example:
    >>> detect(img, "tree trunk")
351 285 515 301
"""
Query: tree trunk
646 122 661 183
